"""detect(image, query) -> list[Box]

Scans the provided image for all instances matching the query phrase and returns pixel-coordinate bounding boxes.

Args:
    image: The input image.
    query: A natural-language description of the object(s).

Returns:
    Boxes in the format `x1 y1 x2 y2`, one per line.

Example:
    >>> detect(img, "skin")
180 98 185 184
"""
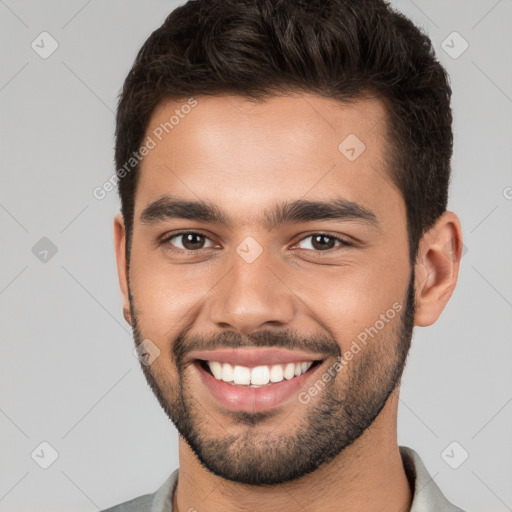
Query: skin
114 93 463 512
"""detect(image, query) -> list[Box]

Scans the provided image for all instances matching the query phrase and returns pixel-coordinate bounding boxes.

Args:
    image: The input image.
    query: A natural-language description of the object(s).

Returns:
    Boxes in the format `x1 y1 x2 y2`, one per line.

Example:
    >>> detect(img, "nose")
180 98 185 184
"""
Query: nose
207 249 295 335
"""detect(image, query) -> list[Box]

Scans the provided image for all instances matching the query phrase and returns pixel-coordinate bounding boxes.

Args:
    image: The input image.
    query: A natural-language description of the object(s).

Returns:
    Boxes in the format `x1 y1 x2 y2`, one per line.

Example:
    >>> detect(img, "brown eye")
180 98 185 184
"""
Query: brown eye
311 234 336 250
296 234 350 251
181 233 206 250
163 232 215 251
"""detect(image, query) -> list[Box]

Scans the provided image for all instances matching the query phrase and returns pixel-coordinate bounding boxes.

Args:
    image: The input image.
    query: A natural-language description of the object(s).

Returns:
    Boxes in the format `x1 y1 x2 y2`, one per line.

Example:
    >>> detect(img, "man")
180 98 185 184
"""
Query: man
104 0 466 510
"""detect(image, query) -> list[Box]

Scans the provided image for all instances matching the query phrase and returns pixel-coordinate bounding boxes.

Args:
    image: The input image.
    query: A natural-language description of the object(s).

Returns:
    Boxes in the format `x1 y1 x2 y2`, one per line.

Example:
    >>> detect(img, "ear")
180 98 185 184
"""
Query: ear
413 211 463 327
114 213 132 326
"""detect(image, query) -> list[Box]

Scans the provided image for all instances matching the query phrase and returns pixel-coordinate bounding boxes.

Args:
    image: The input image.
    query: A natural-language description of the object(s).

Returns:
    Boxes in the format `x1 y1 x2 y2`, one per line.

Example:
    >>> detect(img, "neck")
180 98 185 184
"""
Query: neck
173 391 412 512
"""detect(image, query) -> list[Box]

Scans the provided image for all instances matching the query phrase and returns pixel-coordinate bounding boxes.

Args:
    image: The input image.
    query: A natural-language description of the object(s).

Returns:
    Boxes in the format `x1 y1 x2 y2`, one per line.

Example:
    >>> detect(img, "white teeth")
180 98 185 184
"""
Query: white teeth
206 360 317 386
284 363 296 380
251 365 270 385
209 361 223 380
301 362 311 373
221 363 234 382
270 364 284 383
233 365 251 385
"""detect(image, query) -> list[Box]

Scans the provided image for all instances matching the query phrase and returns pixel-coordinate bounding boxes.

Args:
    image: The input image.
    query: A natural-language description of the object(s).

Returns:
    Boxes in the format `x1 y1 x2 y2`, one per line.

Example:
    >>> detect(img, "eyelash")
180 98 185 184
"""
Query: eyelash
159 230 353 255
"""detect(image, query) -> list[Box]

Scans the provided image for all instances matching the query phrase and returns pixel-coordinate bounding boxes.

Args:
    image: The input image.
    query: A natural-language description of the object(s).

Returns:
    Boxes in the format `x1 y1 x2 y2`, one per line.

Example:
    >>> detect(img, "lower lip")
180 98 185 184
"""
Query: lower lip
193 360 324 412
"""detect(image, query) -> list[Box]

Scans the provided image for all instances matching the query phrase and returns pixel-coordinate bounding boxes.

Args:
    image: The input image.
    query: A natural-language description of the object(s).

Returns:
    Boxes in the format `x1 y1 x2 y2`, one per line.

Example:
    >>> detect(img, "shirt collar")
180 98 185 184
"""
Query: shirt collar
150 446 464 511
400 446 465 511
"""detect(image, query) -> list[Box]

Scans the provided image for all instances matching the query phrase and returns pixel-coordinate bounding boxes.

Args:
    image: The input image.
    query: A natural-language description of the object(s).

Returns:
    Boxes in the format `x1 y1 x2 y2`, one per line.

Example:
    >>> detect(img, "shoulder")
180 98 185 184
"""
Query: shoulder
400 445 466 512
100 493 153 512
100 468 179 512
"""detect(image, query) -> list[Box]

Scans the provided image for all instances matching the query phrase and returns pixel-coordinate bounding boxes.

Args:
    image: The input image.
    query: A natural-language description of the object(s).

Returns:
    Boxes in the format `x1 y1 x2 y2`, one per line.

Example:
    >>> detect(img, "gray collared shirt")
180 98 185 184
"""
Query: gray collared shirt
101 445 466 511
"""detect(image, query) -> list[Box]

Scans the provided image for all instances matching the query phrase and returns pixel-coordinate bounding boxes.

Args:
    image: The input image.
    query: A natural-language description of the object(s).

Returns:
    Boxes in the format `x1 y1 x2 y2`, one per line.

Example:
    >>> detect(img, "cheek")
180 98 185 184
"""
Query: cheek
128 248 216 343
287 261 409 353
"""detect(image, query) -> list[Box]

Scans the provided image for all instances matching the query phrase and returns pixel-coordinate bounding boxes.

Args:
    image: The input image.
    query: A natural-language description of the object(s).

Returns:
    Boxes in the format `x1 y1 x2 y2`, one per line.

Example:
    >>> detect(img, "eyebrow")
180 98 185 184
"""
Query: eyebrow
140 194 380 230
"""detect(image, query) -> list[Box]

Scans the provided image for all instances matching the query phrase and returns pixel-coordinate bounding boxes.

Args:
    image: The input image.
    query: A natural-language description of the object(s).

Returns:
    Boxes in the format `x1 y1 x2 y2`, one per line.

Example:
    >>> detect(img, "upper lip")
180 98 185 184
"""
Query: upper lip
188 348 326 367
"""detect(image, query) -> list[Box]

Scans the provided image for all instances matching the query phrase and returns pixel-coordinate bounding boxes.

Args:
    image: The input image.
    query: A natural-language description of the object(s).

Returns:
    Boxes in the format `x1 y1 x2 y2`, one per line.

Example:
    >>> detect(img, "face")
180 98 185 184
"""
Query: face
120 93 415 485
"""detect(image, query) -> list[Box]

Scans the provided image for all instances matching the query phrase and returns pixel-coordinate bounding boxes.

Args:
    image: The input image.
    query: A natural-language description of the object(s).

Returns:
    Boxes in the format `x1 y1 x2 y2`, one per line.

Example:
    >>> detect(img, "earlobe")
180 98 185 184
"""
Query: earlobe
113 213 132 326
413 211 463 327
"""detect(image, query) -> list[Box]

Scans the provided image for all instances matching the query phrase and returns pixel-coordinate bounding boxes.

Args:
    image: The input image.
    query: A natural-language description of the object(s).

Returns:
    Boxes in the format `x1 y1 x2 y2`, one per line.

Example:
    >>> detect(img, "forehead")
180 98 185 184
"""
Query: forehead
144 93 389 160
135 93 400 227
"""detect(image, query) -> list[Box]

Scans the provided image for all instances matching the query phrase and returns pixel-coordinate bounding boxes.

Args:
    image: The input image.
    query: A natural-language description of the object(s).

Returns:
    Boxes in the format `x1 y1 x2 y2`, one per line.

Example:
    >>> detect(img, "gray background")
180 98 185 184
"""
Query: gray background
0 1 511 511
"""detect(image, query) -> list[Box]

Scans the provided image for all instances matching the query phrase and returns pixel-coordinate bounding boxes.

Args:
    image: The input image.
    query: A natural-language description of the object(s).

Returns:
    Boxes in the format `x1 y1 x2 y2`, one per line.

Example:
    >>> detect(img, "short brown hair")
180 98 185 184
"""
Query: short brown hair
115 0 453 263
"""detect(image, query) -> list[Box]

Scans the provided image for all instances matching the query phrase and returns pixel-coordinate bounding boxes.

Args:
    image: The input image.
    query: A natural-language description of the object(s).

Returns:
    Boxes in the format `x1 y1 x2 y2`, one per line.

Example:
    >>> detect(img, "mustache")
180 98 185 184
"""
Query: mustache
172 329 341 365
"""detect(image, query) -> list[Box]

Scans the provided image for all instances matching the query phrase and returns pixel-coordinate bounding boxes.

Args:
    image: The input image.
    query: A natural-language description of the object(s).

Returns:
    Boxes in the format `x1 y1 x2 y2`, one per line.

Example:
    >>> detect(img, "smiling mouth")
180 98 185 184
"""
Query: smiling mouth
197 359 323 388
